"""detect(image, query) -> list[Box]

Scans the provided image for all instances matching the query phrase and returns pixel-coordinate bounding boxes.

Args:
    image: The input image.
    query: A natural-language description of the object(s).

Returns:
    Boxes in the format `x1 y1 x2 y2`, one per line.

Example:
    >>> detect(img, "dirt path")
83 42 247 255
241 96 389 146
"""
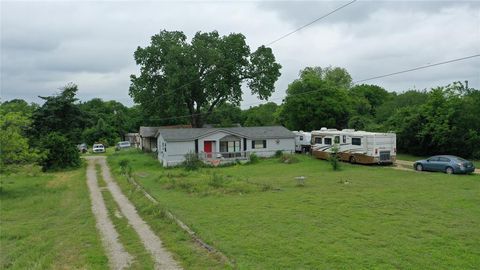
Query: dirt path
94 156 182 270
86 157 133 270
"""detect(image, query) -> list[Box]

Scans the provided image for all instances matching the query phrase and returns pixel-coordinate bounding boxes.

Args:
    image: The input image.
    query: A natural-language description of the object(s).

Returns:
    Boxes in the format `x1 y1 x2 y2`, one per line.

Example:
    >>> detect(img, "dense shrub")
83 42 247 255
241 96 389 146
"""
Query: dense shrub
182 151 203 171
274 150 283 158
249 153 259 164
39 132 81 171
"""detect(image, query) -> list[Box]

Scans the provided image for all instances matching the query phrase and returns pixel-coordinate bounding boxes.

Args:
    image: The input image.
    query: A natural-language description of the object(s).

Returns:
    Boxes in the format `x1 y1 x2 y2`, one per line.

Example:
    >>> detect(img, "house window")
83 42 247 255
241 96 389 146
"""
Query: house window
299 136 303 141
342 135 346 143
252 140 266 149
220 141 240 152
314 137 322 144
352 138 361 145
324 138 332 145
334 136 340 144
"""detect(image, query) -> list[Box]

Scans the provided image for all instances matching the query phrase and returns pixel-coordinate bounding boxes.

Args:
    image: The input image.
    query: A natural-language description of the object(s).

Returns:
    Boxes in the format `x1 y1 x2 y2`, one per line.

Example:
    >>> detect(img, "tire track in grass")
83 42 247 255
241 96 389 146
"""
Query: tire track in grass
96 156 182 270
86 157 133 269
95 163 156 269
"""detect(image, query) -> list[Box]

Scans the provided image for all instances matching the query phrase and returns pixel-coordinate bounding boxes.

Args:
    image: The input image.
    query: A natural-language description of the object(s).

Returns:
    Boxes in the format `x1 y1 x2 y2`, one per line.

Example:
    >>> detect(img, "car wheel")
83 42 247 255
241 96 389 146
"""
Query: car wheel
415 164 423 171
445 167 454 174
349 156 356 164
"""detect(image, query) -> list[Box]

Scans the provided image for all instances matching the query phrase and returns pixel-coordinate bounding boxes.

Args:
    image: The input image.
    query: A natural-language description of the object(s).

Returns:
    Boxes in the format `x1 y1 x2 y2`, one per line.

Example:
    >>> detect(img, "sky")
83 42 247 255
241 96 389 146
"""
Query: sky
1 0 479 108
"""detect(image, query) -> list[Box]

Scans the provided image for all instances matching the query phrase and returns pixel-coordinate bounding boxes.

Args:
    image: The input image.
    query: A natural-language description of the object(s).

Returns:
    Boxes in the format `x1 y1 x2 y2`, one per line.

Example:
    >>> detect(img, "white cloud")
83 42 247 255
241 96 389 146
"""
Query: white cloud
1 0 479 108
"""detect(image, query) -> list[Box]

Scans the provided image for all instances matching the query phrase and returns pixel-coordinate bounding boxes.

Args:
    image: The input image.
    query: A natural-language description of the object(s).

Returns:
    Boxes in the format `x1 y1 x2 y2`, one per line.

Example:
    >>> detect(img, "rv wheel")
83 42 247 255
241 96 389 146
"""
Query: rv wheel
349 156 356 164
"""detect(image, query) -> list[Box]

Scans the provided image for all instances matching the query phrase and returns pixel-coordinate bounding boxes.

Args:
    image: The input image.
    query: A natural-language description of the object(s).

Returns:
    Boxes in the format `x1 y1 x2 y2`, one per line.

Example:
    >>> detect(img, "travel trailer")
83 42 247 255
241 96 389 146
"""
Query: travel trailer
311 128 396 164
293 131 312 153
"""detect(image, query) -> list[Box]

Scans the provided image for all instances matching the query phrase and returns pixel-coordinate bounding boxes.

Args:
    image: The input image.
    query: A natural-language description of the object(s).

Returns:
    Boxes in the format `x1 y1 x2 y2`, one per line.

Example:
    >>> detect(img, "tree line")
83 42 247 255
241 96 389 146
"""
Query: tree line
2 30 478 172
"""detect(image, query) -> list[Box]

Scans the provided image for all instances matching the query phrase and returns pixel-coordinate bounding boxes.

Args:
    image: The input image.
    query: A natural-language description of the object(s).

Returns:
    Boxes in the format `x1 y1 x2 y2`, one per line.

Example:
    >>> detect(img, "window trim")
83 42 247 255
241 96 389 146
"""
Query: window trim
324 138 332 145
252 140 267 149
352 137 361 146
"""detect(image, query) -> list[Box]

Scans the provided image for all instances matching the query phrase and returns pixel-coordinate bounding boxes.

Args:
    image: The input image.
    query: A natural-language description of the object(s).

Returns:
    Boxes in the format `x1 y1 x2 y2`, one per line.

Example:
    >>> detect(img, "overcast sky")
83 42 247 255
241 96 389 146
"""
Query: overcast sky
1 0 479 108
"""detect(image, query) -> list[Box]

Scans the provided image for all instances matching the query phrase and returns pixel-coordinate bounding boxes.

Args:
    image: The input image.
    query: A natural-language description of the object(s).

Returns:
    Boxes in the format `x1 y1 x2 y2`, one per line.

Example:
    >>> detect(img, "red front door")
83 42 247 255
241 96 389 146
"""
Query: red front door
204 141 213 158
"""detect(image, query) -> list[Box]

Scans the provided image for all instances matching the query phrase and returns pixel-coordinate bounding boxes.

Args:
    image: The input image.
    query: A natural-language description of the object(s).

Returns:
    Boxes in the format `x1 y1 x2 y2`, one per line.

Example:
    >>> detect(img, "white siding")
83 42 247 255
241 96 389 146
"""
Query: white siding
157 135 195 167
246 138 295 157
157 130 295 166
164 141 195 167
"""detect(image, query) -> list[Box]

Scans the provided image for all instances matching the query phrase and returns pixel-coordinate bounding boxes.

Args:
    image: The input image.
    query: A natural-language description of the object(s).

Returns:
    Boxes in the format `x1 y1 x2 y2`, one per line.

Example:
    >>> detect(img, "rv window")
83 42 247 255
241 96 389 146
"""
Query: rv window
334 136 340 144
352 138 361 145
342 135 346 143
324 138 332 145
299 136 303 141
314 137 322 144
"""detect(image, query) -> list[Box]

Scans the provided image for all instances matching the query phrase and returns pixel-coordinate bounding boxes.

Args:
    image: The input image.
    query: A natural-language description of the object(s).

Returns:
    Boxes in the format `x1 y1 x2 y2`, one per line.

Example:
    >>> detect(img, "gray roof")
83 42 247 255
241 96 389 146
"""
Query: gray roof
139 126 161 137
157 126 295 142
140 125 193 138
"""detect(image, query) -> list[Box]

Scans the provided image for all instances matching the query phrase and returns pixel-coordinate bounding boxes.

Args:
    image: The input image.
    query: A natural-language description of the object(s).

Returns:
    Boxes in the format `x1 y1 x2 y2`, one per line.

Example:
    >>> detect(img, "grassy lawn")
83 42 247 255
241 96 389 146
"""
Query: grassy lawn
108 150 480 269
397 153 480 168
0 165 108 269
107 150 231 269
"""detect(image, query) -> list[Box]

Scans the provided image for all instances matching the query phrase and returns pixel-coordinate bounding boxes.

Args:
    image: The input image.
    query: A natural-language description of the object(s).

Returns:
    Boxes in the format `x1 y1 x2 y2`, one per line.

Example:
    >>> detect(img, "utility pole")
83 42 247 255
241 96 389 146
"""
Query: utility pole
465 80 469 90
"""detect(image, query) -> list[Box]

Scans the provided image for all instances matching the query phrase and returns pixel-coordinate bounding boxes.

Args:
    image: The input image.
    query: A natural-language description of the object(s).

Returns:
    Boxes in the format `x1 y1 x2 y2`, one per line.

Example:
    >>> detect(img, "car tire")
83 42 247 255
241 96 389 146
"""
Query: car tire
445 167 454 174
415 163 423 171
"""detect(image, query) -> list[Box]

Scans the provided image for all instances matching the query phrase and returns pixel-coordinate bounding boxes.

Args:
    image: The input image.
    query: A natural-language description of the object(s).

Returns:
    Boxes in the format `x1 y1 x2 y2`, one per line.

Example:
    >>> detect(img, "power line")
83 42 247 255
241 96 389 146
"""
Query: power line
266 0 357 46
144 0 358 99
353 54 480 84
150 54 480 122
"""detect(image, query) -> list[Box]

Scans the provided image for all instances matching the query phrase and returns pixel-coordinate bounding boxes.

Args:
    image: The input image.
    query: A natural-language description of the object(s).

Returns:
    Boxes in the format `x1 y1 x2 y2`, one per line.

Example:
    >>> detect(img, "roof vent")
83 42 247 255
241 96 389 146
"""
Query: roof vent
320 127 327 131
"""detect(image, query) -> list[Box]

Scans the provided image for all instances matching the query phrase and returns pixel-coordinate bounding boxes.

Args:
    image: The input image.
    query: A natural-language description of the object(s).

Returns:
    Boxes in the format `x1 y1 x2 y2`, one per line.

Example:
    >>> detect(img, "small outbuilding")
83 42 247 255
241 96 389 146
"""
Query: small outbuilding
124 133 140 148
156 126 295 167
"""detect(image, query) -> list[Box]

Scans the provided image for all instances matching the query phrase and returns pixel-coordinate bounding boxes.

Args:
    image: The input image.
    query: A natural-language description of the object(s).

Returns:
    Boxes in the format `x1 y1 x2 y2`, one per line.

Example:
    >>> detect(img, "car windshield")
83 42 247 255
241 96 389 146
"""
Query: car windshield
455 157 467 162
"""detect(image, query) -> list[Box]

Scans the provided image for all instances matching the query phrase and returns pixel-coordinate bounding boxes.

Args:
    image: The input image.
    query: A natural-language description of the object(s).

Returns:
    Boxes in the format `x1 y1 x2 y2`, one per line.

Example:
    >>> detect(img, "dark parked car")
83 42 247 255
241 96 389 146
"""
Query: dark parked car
413 155 475 174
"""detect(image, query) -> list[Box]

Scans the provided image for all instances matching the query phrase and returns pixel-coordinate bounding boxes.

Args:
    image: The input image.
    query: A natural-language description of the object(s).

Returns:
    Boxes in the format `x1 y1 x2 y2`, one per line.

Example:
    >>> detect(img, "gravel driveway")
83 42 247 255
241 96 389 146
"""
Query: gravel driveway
86 156 181 270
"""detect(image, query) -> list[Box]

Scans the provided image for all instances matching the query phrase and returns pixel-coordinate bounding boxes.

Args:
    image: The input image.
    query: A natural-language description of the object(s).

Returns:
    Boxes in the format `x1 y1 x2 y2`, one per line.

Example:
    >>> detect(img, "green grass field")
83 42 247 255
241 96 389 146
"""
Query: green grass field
0 165 108 269
108 150 480 269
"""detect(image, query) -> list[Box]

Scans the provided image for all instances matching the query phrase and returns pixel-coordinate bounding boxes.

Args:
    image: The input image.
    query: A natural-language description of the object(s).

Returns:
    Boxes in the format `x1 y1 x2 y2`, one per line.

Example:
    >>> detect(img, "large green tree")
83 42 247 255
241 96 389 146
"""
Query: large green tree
243 102 280 127
30 84 87 143
279 67 351 131
204 102 244 127
79 98 139 140
129 30 282 127
0 111 40 168
385 82 480 158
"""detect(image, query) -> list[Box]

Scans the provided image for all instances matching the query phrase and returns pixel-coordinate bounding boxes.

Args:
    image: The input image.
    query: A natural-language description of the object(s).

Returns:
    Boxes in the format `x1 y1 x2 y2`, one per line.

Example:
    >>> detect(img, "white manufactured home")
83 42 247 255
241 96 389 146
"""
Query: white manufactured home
156 126 295 167
311 128 396 164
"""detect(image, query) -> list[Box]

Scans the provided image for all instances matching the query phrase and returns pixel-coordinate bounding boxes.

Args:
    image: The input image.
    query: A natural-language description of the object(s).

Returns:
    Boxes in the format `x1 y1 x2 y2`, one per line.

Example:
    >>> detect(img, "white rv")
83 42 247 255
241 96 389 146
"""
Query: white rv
293 131 312 153
311 128 396 164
